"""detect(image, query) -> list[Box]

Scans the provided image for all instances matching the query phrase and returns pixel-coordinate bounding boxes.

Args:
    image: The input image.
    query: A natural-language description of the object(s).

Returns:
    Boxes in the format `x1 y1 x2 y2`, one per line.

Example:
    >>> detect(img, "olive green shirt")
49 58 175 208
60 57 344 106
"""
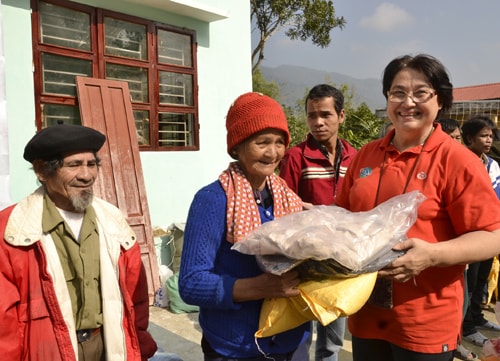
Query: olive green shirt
42 194 103 330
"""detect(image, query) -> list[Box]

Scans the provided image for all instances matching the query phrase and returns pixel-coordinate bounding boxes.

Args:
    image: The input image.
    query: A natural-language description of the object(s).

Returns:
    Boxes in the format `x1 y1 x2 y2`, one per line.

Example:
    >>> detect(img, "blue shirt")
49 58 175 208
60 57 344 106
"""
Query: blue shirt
486 155 500 199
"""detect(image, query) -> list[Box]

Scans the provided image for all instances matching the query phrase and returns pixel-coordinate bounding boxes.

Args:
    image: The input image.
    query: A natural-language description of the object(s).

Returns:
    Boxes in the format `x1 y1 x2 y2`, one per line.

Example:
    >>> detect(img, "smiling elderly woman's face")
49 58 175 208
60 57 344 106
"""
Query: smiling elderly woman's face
233 129 287 190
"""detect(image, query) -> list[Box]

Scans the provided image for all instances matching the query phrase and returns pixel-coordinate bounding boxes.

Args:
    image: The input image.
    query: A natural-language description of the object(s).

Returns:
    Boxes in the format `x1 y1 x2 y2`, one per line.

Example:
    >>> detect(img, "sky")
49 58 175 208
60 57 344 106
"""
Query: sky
253 0 500 88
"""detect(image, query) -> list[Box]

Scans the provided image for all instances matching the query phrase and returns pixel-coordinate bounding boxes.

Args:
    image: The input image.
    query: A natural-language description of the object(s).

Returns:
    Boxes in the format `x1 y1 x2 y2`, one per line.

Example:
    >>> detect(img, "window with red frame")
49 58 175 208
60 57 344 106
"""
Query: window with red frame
31 0 199 151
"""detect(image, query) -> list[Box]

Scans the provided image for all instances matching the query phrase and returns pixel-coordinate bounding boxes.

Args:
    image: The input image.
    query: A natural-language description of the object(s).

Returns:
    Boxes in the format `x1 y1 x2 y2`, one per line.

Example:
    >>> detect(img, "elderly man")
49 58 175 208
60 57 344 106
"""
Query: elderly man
0 124 157 360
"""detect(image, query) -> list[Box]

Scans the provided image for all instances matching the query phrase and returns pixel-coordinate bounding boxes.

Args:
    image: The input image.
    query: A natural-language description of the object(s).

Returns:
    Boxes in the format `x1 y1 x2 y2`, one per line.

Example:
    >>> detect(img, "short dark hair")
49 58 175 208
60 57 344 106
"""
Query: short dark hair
32 153 101 180
33 157 64 179
436 118 460 135
305 84 344 115
461 115 496 146
382 54 453 118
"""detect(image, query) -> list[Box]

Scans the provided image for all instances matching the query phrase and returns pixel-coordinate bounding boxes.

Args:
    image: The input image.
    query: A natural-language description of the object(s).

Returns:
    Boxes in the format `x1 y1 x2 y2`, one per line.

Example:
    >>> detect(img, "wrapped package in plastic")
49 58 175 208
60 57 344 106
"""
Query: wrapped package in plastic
232 190 426 276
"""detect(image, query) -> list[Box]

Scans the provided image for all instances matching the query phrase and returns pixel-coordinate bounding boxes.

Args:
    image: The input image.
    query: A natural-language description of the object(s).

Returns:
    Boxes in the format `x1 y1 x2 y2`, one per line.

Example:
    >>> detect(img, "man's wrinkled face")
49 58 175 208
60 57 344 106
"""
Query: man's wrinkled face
37 152 99 212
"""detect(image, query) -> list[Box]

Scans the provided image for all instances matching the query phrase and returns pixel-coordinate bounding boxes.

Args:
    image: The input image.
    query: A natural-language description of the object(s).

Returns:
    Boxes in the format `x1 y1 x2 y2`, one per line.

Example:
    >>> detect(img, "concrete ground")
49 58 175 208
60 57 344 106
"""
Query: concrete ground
148 303 500 361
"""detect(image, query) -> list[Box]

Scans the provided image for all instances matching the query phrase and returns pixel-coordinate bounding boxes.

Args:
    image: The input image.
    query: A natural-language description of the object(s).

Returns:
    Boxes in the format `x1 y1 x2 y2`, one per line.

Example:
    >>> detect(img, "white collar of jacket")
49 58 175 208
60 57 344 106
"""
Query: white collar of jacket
4 186 136 250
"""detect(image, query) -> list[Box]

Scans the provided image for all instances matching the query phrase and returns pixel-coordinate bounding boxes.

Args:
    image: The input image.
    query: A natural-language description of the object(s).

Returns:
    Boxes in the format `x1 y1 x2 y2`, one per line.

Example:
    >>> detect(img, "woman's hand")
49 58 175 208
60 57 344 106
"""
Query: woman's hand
378 238 436 283
233 270 301 302
258 270 301 298
379 230 500 282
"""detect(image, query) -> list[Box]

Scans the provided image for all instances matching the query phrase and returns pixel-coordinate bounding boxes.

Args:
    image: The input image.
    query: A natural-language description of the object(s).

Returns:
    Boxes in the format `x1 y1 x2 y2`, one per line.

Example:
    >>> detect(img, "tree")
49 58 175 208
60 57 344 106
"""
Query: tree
341 103 384 149
285 102 309 146
251 0 346 72
337 83 384 148
252 68 280 99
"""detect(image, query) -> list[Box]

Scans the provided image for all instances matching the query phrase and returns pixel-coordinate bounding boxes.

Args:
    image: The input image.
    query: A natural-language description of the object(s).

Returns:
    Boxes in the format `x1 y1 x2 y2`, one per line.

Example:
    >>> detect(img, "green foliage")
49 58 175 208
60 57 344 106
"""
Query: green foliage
341 103 384 149
333 82 384 146
251 0 346 71
252 68 280 99
285 103 308 146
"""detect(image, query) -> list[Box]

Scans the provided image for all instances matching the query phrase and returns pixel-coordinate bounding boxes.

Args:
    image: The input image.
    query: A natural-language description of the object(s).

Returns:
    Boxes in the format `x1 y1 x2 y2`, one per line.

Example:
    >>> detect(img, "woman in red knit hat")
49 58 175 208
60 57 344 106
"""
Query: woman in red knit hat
179 92 311 360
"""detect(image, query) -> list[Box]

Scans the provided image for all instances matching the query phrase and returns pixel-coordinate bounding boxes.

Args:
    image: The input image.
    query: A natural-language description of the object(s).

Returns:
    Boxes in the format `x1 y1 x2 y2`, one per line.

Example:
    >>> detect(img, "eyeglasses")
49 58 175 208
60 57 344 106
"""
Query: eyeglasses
387 89 436 103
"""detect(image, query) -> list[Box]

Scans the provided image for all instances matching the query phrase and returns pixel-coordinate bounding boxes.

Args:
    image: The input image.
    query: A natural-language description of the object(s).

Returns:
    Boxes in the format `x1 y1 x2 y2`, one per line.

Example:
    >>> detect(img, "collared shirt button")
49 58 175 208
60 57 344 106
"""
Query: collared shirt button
24 238 31 243
265 210 271 217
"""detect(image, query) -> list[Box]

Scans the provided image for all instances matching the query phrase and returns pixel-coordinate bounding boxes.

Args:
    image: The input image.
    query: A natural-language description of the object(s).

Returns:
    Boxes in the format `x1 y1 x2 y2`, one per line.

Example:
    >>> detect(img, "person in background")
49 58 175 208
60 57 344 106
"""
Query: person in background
0 124 157 361
279 84 357 361
462 115 500 199
436 118 462 142
460 115 500 348
379 120 395 138
436 117 476 360
335 54 500 361
178 92 311 361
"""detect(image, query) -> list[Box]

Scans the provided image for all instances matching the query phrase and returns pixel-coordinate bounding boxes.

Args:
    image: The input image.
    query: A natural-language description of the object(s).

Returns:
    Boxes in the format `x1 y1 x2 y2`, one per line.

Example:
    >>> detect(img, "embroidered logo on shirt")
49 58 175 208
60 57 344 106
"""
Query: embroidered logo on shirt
360 167 372 178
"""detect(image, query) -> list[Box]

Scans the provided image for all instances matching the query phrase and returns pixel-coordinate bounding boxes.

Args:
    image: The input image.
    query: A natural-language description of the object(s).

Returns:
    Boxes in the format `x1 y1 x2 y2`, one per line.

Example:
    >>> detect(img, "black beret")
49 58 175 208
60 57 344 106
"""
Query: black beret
23 124 106 163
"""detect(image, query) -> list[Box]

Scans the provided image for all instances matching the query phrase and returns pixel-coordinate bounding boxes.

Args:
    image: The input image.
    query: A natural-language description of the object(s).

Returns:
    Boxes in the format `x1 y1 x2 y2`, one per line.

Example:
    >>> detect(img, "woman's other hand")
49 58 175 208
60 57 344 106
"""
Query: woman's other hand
233 270 301 302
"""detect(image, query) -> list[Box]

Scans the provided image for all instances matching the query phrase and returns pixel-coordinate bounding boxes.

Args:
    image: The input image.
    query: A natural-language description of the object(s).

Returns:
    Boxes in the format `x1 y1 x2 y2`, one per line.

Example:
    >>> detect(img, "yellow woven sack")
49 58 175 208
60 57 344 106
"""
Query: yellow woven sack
255 272 377 338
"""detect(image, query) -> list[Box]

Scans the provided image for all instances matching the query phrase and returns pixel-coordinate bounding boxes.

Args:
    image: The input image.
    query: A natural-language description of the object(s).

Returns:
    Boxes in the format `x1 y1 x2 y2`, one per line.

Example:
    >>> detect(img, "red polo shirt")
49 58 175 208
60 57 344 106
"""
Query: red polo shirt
335 125 500 353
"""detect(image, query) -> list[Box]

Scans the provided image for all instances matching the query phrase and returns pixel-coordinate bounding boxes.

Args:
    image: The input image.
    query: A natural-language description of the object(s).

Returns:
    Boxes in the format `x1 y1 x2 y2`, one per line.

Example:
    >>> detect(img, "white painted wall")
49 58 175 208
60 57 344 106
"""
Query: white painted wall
2 0 39 202
1 0 252 228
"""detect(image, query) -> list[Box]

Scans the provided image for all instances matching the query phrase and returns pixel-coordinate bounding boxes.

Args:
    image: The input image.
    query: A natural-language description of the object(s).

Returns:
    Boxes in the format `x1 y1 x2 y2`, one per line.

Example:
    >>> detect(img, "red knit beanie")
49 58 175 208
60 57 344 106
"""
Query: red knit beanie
226 92 290 156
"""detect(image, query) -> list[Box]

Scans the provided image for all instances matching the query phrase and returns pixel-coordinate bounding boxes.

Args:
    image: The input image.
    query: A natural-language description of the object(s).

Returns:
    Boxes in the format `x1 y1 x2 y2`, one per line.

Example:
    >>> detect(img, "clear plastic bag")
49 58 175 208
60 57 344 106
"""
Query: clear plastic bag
232 190 426 276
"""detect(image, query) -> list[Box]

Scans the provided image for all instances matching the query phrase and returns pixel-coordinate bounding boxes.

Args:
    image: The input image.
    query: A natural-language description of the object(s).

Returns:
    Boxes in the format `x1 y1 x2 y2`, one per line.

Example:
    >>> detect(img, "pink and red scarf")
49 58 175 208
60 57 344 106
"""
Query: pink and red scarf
219 162 303 243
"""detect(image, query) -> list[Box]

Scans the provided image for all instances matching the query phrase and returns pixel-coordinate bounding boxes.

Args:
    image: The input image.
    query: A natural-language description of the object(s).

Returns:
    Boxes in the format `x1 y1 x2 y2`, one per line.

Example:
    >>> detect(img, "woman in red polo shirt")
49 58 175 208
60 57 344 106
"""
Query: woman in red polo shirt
335 54 500 361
